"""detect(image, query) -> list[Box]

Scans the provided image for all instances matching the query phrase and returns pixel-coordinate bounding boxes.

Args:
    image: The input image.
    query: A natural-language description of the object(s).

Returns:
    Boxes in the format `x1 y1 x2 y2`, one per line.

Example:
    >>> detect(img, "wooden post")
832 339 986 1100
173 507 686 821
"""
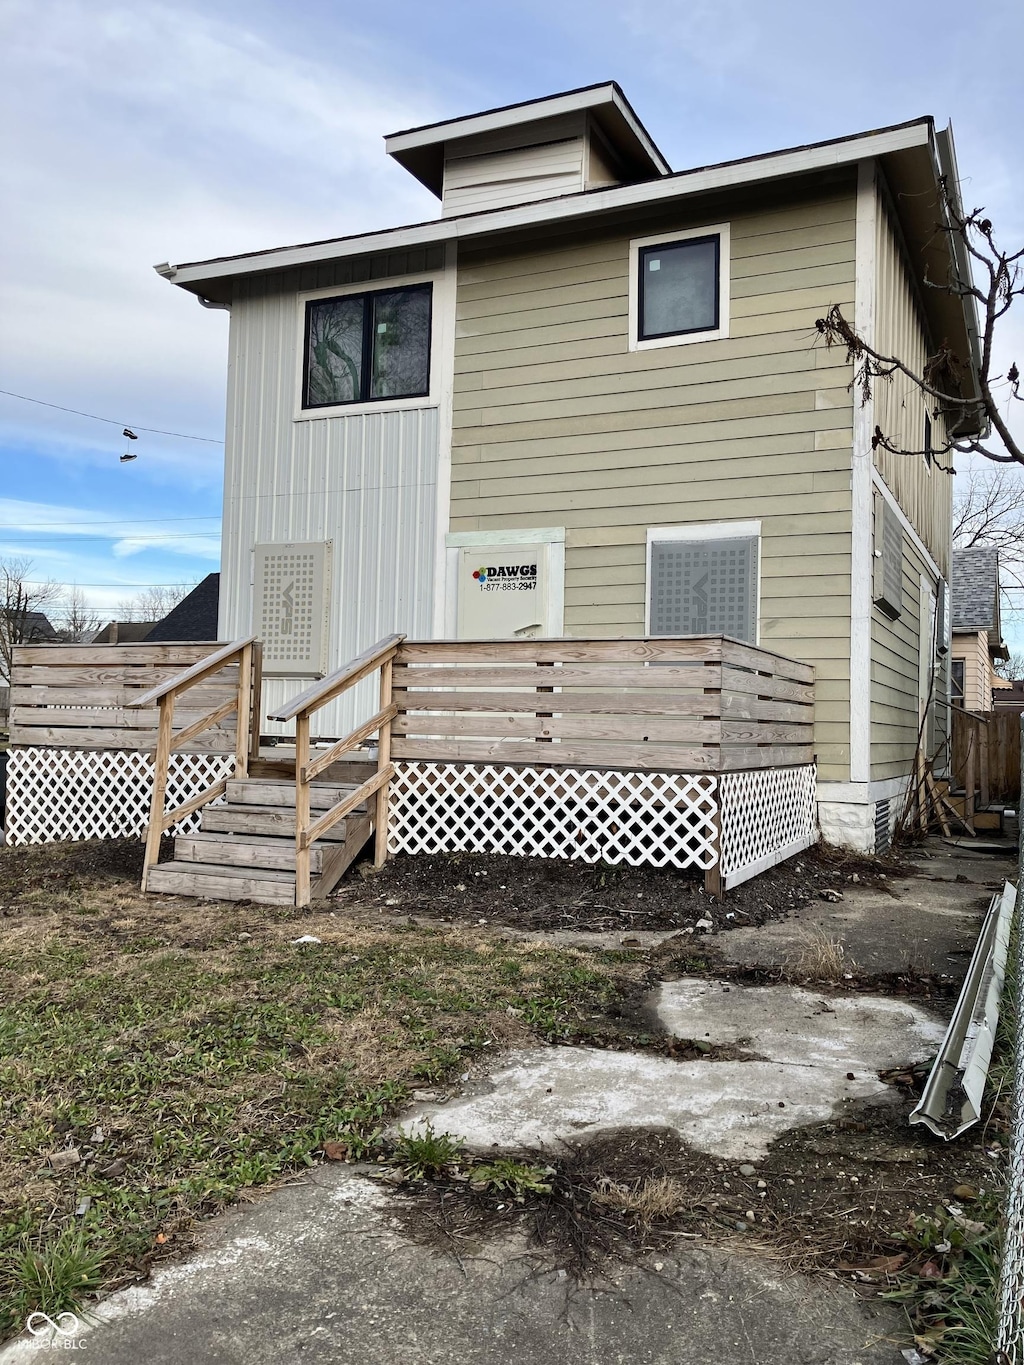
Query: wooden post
248 641 264 766
374 657 394 868
979 720 990 810
965 727 977 834
234 642 253 780
142 692 175 892
704 789 723 901
295 713 311 908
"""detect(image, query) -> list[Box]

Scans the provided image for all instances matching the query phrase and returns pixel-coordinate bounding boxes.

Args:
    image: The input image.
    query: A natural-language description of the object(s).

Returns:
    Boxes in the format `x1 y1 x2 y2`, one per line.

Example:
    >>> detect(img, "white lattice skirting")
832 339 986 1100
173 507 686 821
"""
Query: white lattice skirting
388 763 719 869
719 764 818 889
4 748 235 845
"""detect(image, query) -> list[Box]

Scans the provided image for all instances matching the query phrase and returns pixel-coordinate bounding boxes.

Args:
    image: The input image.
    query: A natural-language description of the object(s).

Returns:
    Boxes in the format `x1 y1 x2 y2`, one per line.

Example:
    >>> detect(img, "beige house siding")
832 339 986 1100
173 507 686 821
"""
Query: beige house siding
952 631 993 712
870 523 948 782
872 186 952 576
450 178 858 781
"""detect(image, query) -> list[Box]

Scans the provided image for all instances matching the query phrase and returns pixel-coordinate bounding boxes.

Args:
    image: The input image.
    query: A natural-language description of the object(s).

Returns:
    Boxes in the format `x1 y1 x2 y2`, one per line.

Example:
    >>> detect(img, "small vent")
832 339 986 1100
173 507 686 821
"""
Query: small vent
253 541 331 678
873 495 903 619
650 538 757 642
874 798 891 854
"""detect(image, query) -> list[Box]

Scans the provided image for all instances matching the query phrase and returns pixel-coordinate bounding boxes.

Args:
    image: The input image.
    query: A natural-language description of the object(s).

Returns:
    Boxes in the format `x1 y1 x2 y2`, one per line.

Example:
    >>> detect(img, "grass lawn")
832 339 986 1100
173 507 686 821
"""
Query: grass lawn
0 839 641 1338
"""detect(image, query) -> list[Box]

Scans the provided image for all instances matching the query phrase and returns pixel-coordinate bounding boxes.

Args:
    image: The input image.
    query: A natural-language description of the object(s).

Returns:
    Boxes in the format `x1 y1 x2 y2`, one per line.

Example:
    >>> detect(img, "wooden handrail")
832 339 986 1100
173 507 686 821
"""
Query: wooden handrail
138 637 259 893
128 636 258 708
267 634 405 723
272 635 405 908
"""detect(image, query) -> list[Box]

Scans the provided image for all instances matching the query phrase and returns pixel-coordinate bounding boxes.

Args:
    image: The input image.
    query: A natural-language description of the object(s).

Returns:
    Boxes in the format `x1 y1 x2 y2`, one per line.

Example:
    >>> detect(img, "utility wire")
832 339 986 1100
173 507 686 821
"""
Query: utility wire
0 389 223 443
0 515 220 528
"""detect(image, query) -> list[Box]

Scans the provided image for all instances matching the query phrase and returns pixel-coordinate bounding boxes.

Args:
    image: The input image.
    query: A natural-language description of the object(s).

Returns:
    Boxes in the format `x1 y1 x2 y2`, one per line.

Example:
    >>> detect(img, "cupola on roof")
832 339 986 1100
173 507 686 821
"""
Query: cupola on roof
385 81 670 215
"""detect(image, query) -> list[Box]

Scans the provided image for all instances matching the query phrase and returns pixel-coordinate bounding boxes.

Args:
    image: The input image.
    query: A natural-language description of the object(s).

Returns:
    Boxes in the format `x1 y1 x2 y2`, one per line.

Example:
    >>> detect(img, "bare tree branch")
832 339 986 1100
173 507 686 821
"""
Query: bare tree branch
0 557 63 685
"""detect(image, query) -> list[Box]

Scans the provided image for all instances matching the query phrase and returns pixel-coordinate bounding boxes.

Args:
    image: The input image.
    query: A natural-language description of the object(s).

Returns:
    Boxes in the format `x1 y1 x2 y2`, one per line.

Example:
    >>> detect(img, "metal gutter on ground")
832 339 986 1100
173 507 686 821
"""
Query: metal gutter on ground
910 880 1015 1139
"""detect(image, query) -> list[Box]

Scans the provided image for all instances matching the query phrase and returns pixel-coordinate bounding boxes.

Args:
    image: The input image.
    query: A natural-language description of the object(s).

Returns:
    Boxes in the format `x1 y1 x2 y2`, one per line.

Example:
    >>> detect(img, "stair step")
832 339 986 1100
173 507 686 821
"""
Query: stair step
225 779 359 810
147 862 296 905
174 832 324 874
201 804 361 840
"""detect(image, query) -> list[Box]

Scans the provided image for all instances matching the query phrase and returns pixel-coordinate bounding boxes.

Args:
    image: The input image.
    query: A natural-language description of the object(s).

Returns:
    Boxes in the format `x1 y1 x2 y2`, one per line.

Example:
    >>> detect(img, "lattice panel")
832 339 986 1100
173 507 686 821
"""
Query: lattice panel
388 763 719 869
719 764 817 885
4 748 235 845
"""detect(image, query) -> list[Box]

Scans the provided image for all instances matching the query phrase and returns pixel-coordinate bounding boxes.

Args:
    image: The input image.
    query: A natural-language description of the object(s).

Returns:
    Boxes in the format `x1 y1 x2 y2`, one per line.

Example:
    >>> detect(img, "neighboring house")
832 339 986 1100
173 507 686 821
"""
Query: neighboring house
993 676 1024 714
156 83 981 853
145 574 220 642
12 611 59 643
950 547 1008 712
89 621 160 645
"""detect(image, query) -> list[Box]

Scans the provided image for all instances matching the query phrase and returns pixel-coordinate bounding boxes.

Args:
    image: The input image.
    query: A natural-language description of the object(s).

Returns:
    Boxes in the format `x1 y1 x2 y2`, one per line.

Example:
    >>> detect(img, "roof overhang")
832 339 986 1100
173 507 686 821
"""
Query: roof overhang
160 113 981 397
383 81 670 196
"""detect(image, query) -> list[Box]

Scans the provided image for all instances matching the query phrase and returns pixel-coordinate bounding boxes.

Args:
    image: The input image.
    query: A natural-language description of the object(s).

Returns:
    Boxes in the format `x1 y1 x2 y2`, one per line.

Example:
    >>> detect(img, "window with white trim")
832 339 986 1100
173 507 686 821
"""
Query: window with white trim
630 224 730 350
648 531 758 643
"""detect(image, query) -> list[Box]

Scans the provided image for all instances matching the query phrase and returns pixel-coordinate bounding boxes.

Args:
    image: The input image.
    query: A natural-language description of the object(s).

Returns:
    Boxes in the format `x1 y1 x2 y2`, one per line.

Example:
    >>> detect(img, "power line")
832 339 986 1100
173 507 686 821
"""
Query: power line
0 532 220 544
0 389 223 443
0 515 220 528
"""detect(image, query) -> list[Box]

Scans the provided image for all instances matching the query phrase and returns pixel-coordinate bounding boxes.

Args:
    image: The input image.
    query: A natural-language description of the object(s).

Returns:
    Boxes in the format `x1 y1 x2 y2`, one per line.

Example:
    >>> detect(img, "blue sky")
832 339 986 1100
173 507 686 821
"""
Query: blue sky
2 0 1023 630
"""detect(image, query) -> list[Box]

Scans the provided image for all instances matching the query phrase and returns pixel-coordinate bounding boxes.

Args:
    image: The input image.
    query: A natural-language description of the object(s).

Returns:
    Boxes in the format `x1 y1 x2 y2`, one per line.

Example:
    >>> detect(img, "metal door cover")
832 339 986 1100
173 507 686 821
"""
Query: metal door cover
253 541 331 677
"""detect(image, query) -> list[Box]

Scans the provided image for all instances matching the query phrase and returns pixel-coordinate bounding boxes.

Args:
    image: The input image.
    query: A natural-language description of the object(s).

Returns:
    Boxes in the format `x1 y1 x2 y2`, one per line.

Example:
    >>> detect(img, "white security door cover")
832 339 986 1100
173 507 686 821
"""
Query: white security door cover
457 544 549 639
253 541 332 676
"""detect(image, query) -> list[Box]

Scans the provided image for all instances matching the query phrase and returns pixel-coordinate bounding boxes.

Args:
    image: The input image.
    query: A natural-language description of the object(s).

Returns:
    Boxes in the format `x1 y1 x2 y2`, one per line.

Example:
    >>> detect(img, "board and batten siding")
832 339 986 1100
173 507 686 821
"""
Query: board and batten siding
449 179 858 782
869 189 950 783
872 189 952 574
221 248 445 739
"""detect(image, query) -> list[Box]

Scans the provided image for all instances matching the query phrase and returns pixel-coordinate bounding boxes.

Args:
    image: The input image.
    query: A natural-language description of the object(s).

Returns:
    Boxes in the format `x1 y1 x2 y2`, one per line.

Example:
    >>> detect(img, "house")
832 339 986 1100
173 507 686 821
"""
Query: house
145 574 220 642
154 83 981 855
950 546 1008 711
89 621 161 645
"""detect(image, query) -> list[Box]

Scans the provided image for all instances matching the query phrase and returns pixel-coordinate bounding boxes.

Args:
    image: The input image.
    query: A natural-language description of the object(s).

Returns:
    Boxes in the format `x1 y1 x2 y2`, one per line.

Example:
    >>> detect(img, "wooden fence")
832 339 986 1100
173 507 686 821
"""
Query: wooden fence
951 707 1021 814
391 636 814 772
9 644 244 753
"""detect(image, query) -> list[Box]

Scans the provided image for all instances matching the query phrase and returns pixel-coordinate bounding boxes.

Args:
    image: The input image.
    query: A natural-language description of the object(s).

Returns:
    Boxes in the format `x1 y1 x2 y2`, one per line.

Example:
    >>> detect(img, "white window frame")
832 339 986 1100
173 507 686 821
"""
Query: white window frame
645 519 761 643
293 270 441 421
629 223 731 352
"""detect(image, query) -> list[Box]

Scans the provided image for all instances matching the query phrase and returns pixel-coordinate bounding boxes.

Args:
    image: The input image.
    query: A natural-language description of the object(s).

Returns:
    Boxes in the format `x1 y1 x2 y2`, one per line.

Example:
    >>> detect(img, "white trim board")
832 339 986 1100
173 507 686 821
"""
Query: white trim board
849 159 876 786
817 775 912 804
165 123 933 287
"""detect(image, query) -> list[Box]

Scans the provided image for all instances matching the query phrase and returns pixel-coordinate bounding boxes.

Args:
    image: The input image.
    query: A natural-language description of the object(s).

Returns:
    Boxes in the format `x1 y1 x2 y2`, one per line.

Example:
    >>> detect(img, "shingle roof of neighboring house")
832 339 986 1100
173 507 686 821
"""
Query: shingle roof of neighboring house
89 620 160 644
951 547 1001 632
12 610 59 641
145 574 220 642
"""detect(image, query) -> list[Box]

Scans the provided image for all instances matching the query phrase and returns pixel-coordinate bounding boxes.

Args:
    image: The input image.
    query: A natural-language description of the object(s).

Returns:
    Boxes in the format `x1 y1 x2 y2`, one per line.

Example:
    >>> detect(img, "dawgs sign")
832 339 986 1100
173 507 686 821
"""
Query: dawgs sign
457 544 550 639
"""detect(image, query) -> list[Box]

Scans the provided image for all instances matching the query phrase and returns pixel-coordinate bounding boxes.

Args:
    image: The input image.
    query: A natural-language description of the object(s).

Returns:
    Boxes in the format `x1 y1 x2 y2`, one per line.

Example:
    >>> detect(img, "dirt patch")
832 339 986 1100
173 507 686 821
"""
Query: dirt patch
0 838 149 915
347 844 913 935
383 1081 1005 1287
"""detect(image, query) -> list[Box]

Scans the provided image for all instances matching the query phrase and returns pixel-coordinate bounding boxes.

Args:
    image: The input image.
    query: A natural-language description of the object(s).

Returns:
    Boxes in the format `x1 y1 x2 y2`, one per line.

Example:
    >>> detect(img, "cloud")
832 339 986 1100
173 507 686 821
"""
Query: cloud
112 533 221 559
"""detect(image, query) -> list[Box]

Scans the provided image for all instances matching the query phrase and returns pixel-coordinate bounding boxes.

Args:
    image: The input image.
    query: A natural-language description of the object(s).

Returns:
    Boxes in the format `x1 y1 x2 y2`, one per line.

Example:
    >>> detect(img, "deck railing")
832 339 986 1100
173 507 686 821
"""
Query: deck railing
126 638 261 890
267 634 404 906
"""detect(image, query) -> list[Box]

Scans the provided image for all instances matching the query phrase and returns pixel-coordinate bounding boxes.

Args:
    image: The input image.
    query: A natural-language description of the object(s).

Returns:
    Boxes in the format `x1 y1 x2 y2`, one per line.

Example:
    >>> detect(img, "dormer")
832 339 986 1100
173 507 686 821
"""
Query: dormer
385 82 671 218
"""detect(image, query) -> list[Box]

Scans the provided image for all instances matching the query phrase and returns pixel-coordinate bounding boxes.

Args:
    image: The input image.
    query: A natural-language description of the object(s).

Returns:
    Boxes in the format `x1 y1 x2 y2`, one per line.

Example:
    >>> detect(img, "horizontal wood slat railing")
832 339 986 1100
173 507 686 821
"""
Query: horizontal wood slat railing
268 634 405 907
123 637 261 892
390 635 814 773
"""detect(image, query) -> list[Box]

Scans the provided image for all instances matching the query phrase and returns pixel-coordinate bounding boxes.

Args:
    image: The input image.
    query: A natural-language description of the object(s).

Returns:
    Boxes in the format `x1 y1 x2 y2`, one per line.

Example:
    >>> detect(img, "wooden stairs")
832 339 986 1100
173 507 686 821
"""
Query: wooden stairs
146 776 374 906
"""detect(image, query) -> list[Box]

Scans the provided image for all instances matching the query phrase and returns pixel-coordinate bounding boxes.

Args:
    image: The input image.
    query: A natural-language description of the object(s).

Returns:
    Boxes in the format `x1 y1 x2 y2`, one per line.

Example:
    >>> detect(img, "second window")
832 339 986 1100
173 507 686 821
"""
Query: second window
302 283 432 409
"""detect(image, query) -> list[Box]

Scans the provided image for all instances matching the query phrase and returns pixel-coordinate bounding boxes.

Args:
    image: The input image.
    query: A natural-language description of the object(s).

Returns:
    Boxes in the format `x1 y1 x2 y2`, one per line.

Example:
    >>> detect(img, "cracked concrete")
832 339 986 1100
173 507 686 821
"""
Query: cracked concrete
399 979 945 1160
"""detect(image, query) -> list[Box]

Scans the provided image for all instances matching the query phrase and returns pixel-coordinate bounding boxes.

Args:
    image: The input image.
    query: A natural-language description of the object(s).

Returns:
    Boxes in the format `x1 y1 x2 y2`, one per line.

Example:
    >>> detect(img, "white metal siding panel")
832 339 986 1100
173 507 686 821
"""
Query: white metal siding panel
221 279 440 740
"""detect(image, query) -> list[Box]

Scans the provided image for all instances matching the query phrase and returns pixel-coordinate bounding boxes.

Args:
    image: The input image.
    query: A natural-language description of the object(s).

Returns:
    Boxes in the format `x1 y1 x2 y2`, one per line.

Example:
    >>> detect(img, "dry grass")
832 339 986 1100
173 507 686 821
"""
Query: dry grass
593 1174 689 1230
788 928 850 982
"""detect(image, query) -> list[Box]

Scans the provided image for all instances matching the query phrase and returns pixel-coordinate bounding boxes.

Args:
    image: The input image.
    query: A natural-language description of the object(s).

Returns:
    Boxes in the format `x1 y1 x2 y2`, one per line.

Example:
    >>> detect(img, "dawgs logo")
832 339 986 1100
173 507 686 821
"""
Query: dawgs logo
472 564 537 585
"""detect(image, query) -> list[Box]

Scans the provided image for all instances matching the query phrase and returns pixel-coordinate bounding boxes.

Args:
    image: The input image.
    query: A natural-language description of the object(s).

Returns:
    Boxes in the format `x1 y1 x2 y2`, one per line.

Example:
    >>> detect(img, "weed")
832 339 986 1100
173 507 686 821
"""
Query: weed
390 1126 466 1179
470 1159 553 1200
1 1226 106 1336
594 1174 688 1230
789 928 848 982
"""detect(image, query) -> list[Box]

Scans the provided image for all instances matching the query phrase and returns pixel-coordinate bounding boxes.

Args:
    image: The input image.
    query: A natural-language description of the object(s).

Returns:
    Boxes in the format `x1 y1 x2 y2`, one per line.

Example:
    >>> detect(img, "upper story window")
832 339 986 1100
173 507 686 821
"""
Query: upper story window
629 224 730 352
302 283 432 409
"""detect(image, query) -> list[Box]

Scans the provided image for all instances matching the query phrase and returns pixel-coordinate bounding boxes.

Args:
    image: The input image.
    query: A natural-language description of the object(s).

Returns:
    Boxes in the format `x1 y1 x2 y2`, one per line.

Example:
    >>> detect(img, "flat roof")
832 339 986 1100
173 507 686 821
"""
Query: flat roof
384 81 671 195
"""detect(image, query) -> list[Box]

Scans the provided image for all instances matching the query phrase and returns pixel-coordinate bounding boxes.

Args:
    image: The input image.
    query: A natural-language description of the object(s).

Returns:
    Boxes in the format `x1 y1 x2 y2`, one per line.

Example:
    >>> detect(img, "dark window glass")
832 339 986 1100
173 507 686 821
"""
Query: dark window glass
371 288 431 399
951 659 965 700
303 283 431 408
639 236 719 340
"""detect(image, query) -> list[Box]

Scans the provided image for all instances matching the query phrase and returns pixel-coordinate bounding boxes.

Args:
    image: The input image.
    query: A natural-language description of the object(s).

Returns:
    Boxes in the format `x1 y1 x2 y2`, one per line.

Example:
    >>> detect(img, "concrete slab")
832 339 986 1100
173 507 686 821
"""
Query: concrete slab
718 838 1015 978
0 1165 904 1365
399 980 945 1161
